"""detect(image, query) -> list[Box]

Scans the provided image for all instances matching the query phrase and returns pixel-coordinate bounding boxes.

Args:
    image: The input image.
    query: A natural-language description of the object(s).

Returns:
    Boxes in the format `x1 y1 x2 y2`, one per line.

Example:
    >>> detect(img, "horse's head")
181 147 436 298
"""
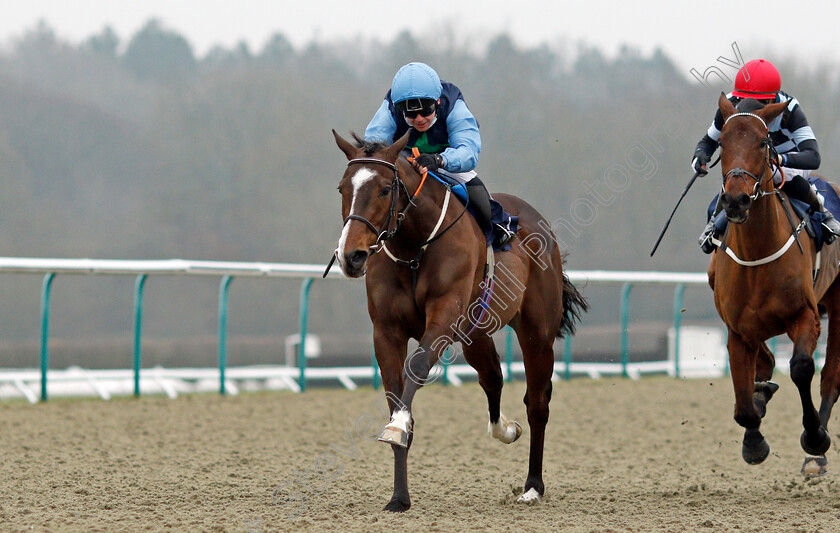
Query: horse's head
717 93 788 223
332 130 411 277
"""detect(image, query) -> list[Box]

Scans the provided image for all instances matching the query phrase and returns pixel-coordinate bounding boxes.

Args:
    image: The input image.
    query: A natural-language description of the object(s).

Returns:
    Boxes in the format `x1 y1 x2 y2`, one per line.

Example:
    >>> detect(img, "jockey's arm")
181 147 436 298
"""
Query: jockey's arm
441 100 481 173
364 99 397 144
695 109 725 160
779 105 820 170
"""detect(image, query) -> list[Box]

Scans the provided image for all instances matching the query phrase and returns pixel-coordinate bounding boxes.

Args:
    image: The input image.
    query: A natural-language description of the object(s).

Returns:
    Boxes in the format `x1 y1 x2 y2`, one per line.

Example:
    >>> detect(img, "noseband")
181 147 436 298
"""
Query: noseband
721 112 780 201
343 157 413 246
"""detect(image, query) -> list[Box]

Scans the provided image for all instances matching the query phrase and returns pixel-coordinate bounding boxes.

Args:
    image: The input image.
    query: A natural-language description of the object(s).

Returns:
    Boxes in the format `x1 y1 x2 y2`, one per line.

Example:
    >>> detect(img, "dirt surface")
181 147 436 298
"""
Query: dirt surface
3 376 840 532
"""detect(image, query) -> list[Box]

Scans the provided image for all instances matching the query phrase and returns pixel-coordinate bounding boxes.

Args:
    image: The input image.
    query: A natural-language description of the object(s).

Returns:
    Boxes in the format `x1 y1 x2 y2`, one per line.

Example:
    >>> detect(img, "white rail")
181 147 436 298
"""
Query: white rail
0 256 715 403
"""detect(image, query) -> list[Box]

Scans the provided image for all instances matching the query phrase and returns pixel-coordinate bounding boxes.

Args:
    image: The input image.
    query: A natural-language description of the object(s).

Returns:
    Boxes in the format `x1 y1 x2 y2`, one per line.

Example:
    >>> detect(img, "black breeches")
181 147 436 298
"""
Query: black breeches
781 174 820 210
466 178 492 232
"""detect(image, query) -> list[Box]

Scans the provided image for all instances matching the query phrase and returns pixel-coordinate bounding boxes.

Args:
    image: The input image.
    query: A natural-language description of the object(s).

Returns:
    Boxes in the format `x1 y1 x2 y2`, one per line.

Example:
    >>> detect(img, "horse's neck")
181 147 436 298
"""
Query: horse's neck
393 172 461 248
728 193 790 255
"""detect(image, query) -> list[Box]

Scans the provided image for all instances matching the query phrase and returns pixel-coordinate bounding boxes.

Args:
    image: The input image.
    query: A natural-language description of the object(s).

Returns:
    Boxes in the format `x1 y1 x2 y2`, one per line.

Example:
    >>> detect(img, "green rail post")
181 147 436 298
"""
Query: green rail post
39 273 56 402
298 278 314 392
441 347 450 386
133 274 148 397
218 275 233 396
672 283 686 378
505 326 514 382
372 346 379 390
564 335 573 380
620 283 633 378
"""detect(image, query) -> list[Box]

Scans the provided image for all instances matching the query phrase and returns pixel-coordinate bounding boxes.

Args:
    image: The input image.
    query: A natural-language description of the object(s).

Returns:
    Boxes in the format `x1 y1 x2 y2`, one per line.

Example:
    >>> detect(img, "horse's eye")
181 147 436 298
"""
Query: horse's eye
380 186 392 197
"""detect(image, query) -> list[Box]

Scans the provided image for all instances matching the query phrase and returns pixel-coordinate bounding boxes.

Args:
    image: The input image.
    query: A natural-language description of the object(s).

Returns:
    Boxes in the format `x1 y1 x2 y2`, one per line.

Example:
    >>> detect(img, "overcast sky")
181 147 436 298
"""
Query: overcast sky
1 0 838 74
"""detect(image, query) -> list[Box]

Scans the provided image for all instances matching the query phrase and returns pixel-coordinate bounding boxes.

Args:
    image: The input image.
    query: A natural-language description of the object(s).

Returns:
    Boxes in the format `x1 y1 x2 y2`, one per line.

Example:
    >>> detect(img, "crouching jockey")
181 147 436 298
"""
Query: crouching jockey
693 58 840 253
365 62 516 248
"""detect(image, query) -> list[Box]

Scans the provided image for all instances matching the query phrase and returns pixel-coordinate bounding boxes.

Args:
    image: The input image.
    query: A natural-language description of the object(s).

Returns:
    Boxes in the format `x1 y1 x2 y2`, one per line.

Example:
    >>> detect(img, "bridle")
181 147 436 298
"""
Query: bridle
343 157 414 247
720 112 781 201
341 156 468 260
712 111 810 267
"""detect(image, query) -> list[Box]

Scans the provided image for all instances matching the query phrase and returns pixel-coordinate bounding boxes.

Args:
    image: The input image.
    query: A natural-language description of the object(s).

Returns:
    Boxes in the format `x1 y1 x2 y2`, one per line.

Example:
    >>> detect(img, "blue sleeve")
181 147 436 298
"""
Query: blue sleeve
364 100 397 144
441 99 481 172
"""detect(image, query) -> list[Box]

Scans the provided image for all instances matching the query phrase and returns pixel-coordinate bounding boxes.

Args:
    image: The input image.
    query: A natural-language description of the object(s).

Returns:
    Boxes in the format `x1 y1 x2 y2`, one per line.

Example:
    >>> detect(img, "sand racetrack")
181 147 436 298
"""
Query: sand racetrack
3 376 840 532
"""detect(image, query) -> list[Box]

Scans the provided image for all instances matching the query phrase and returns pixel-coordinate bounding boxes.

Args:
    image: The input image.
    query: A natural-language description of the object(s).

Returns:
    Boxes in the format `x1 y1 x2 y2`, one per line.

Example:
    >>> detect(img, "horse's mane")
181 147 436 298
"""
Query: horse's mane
735 98 767 113
351 132 388 157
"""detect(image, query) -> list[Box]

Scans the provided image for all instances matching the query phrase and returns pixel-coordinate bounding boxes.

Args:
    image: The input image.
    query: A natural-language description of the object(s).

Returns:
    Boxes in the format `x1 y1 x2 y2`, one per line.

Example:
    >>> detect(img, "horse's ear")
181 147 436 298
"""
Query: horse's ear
757 100 788 123
718 92 736 121
333 129 360 160
384 131 410 162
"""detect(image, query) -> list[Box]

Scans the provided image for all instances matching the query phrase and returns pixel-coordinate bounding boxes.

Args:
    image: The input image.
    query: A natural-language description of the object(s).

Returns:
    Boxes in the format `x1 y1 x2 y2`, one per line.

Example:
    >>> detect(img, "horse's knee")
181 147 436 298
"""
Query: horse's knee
790 354 815 387
523 394 550 426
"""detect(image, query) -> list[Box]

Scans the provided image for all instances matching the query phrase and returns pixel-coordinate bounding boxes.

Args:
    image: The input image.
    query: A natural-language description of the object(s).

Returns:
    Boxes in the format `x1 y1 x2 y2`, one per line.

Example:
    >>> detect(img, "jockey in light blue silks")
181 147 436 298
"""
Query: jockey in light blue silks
365 62 515 247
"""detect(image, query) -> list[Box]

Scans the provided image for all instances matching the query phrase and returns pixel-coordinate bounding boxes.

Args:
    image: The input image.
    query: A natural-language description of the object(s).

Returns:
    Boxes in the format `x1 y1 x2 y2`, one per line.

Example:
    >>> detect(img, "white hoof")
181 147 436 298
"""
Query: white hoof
802 454 828 477
488 413 522 444
378 410 411 448
516 488 542 504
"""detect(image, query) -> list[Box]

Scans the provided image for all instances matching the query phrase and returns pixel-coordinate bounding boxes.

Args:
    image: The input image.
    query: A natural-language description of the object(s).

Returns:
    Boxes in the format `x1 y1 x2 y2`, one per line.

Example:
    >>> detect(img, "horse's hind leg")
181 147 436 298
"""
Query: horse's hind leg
753 342 779 419
728 329 770 464
787 308 830 458
462 335 522 444
516 326 555 503
805 279 840 476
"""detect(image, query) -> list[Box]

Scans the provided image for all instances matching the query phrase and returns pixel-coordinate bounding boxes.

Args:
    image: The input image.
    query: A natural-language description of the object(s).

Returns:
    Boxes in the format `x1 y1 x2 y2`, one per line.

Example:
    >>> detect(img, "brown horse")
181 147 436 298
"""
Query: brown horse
332 130 587 511
709 93 840 475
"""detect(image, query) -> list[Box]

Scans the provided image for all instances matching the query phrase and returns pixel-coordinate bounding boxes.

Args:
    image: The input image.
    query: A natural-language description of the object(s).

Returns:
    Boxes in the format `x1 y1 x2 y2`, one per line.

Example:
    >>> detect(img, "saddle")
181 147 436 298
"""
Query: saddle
428 171 520 252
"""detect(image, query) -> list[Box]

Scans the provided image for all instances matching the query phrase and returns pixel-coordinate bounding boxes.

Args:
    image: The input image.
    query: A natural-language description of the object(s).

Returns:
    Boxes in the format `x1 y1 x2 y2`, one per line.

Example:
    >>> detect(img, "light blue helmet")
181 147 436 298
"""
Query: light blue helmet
390 62 442 104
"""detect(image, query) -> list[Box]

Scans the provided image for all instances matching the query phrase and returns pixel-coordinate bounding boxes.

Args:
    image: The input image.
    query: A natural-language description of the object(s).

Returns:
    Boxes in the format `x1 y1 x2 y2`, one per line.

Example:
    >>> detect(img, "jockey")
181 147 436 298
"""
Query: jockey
694 58 840 253
365 62 515 247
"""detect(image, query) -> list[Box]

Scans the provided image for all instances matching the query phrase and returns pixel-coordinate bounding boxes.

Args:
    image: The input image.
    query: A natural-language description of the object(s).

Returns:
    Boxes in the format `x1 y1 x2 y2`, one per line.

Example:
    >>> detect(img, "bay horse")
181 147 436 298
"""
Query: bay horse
709 93 840 476
332 130 587 511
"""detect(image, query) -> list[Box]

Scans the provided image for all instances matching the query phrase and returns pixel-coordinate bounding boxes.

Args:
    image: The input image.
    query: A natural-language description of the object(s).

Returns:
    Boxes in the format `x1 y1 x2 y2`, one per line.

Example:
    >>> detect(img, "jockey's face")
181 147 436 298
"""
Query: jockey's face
403 99 439 132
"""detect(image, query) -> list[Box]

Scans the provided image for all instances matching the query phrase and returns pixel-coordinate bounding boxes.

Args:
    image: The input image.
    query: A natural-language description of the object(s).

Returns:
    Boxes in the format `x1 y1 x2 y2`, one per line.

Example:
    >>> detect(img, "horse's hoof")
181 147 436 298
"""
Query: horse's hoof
753 381 779 418
516 487 542 504
383 498 411 512
488 416 522 444
800 427 831 456
742 429 770 464
378 425 409 448
801 454 829 478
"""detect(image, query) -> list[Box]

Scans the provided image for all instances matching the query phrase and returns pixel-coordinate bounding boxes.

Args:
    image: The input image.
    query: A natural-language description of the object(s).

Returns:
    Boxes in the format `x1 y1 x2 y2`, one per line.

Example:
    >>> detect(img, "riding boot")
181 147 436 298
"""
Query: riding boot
782 175 840 242
699 200 723 254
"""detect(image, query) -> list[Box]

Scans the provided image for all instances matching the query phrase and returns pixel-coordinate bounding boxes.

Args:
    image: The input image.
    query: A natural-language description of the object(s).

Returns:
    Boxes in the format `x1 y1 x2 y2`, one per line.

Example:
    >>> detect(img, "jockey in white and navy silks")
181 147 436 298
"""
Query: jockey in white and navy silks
694 58 840 253
365 62 514 247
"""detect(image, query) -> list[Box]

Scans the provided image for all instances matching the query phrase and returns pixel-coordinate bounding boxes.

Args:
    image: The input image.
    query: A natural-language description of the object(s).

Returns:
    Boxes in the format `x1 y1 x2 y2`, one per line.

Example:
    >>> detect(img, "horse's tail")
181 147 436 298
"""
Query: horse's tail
558 264 588 338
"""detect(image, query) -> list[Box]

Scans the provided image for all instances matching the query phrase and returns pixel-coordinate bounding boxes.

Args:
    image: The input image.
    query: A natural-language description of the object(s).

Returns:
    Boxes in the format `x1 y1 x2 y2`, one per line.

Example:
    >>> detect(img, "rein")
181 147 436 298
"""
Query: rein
332 155 469 273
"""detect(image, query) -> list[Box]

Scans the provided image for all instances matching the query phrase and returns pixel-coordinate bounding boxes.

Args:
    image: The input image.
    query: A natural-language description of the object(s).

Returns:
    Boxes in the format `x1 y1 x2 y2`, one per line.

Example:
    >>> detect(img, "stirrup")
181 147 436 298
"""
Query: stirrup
822 214 840 236
494 225 515 247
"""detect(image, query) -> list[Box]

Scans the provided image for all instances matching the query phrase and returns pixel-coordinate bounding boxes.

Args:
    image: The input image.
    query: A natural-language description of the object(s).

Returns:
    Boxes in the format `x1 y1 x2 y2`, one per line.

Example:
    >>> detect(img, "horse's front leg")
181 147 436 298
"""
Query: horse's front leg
372 328 413 512
787 308 830 458
727 329 769 464
379 302 459 451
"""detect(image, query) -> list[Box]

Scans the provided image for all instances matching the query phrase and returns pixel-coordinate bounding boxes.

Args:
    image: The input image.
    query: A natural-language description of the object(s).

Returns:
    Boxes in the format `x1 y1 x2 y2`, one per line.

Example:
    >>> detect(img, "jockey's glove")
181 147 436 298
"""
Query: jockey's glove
414 153 444 172
691 150 710 176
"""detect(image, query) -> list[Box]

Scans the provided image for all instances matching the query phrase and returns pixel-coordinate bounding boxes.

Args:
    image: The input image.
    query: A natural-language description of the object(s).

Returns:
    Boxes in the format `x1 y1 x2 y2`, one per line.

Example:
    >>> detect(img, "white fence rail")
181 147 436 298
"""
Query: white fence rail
0 256 718 403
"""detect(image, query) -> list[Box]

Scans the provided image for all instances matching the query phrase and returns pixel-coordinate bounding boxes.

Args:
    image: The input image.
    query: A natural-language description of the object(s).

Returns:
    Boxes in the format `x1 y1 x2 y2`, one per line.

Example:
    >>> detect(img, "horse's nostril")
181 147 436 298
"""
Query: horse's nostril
346 250 369 269
739 194 751 207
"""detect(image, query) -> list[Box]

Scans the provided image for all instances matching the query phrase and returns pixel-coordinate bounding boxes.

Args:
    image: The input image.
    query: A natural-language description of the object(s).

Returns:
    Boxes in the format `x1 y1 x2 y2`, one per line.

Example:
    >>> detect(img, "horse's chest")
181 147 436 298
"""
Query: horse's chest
717 286 807 339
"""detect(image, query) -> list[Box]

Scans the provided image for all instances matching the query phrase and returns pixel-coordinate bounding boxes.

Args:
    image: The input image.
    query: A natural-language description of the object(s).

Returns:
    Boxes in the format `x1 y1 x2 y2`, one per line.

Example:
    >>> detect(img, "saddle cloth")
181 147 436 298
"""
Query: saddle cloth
430 171 519 252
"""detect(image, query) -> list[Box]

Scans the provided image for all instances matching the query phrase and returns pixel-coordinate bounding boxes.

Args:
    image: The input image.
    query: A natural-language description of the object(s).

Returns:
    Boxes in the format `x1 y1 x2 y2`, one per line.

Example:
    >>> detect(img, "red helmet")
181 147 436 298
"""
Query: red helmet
732 59 781 99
